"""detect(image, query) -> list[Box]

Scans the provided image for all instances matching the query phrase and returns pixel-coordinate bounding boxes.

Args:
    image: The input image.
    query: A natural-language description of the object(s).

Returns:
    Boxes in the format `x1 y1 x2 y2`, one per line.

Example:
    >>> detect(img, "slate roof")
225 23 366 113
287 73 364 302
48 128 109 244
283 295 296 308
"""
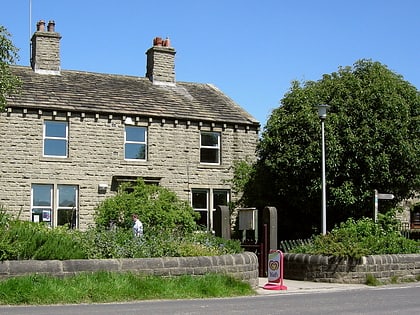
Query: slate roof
8 66 259 126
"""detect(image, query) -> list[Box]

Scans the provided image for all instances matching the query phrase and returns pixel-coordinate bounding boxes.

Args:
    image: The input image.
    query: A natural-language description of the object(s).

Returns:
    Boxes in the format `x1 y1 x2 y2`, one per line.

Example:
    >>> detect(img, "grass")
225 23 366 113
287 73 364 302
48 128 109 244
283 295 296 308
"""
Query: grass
0 272 255 305
365 274 381 286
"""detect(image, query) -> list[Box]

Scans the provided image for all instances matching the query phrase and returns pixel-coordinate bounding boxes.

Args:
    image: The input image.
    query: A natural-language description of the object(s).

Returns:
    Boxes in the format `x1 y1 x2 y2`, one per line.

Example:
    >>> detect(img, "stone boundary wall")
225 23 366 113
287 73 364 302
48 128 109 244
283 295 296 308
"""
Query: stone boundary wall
0 252 259 288
283 253 420 284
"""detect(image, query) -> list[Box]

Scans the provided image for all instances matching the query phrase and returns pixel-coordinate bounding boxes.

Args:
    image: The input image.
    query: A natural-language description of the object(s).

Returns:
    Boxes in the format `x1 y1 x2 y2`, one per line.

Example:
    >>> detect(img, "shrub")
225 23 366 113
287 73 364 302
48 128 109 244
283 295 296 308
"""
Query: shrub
365 274 381 286
0 219 86 260
292 214 420 259
80 226 243 259
94 179 199 234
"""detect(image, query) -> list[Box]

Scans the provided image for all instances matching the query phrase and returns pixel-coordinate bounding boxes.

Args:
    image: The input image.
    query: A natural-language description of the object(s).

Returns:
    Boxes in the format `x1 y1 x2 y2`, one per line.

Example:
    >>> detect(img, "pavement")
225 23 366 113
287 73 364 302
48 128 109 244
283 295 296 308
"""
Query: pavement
256 278 368 295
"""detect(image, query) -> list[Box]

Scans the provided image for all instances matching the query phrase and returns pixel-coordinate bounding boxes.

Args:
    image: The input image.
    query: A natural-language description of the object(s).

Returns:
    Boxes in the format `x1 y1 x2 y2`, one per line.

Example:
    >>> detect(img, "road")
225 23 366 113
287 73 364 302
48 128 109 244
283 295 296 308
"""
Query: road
1 282 419 314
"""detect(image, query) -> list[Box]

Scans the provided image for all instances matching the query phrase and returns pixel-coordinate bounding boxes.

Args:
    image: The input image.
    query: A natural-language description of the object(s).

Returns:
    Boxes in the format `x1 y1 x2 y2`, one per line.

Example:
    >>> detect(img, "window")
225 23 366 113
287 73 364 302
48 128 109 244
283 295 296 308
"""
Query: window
125 126 147 160
43 121 68 157
200 132 220 164
191 189 230 231
192 189 209 228
57 185 78 228
32 184 53 225
213 190 230 209
31 184 78 228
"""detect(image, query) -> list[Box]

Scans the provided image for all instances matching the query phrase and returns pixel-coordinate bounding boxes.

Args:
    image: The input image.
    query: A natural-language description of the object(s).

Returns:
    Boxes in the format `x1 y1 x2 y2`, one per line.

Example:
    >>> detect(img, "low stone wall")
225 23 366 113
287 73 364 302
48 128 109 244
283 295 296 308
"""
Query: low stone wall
0 252 259 288
283 253 420 284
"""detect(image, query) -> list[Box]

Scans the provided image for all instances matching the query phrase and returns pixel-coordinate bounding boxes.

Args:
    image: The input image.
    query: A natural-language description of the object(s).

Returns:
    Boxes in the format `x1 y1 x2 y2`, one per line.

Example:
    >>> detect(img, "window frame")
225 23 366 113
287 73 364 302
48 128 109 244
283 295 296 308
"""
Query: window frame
191 189 210 229
212 189 230 210
124 126 148 161
200 131 221 165
31 183 79 229
191 188 230 231
43 120 69 158
31 184 53 226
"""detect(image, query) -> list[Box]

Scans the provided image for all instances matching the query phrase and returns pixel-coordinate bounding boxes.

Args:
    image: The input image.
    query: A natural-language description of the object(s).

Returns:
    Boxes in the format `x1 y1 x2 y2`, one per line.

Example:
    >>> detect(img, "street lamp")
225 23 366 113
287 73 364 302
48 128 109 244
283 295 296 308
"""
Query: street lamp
317 104 329 235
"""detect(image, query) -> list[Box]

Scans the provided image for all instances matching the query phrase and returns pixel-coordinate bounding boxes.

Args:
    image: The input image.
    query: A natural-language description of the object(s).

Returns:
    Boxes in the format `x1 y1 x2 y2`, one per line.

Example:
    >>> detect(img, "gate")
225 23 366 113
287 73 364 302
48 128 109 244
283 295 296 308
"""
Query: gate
215 206 278 278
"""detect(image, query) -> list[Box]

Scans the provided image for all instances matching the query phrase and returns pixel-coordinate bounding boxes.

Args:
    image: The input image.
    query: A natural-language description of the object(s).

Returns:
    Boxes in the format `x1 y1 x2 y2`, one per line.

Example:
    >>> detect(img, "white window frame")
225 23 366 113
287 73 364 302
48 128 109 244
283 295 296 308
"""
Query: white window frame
191 189 210 229
191 188 230 231
124 126 147 161
212 189 230 210
31 184 79 229
200 131 221 164
43 121 68 158
56 185 79 229
31 184 53 226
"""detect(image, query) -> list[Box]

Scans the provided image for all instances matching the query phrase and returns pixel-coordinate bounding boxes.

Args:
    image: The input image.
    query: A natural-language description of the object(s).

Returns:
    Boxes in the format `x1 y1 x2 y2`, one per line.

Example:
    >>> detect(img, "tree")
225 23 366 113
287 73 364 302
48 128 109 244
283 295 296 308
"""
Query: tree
237 59 420 238
0 25 21 110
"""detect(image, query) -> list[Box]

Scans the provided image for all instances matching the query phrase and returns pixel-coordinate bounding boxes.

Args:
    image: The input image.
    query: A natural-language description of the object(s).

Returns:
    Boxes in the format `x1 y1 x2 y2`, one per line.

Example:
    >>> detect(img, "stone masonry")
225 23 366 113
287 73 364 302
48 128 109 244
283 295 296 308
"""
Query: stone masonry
0 111 258 229
283 253 420 284
0 252 260 288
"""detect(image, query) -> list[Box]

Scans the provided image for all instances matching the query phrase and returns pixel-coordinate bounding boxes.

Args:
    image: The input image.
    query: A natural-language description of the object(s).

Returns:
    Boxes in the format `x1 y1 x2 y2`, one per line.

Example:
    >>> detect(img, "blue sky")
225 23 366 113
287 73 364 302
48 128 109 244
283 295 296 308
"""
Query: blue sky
2 1 419 126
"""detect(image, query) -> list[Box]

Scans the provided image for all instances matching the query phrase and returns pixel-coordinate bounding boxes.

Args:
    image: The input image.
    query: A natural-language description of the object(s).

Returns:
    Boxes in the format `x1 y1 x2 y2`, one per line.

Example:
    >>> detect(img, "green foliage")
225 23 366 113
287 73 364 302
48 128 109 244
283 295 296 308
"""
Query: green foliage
292 215 420 259
0 219 86 260
365 274 381 286
230 160 255 198
80 226 242 259
95 179 199 234
236 59 420 238
79 227 138 259
0 25 21 110
1 203 241 261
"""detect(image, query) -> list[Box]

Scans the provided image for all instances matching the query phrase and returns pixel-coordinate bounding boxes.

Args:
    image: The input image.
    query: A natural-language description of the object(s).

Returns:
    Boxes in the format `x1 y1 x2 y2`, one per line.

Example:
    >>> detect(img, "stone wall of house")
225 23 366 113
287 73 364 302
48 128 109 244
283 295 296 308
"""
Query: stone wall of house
0 252 259 288
283 253 420 284
0 110 258 229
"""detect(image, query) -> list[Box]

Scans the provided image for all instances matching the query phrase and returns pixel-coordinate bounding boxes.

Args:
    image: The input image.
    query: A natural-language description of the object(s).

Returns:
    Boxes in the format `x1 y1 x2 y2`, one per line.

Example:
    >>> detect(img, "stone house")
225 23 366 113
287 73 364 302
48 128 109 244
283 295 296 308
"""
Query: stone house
0 20 260 231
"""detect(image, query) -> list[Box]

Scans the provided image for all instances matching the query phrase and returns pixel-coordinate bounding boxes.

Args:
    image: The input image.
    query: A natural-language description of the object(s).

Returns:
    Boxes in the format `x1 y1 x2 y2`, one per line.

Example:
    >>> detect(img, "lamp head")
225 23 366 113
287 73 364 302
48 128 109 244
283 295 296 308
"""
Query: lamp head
317 104 329 120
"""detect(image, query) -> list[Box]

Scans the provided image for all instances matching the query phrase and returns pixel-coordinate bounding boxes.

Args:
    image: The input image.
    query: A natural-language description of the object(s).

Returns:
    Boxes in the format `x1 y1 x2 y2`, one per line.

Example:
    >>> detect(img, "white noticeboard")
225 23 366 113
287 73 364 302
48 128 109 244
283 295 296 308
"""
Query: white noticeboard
238 208 257 230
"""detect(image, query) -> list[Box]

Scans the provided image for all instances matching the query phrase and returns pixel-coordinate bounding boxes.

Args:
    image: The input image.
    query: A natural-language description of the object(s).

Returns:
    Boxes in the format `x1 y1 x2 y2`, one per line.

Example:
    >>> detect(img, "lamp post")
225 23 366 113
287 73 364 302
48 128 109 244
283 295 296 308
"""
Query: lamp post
317 104 329 235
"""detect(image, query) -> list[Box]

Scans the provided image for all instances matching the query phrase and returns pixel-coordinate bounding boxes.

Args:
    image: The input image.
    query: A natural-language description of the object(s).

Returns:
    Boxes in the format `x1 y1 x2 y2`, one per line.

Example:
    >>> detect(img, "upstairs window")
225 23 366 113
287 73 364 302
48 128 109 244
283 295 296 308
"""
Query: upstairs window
125 126 147 160
200 131 220 164
43 121 68 157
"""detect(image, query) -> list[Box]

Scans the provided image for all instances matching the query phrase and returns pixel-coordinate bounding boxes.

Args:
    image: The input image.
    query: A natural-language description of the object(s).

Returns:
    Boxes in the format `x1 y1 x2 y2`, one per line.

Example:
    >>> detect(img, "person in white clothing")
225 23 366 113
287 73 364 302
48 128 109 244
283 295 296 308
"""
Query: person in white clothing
132 214 143 237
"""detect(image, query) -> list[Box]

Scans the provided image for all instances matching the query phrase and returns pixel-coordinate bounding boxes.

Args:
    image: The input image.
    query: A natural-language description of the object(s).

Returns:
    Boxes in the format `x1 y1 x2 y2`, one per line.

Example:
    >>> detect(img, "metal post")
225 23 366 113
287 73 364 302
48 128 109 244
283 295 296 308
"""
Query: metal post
321 119 327 235
374 189 378 223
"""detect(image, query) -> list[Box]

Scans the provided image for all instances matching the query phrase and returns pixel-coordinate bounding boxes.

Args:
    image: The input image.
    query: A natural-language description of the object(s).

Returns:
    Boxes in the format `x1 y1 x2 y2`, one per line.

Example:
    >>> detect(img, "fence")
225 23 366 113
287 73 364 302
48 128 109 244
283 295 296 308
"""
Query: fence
279 238 312 253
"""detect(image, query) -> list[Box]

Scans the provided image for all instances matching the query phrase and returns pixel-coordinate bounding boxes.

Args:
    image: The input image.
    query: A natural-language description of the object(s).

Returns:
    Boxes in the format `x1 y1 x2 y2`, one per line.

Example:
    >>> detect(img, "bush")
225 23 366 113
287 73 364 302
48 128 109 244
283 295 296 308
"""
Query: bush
0 219 86 260
79 226 242 259
292 214 420 259
94 179 199 234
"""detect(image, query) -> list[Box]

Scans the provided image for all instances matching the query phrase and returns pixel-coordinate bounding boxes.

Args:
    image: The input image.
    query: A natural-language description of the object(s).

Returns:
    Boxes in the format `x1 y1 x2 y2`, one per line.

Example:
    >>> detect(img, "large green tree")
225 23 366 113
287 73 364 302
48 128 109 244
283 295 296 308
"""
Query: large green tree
236 60 420 238
0 25 21 110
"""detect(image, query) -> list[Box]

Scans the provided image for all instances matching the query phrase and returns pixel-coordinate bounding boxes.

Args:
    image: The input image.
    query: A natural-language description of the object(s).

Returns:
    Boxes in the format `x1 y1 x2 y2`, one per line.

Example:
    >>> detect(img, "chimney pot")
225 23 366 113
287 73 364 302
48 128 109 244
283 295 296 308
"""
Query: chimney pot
37 20 45 32
47 20 56 32
153 37 163 46
163 37 170 47
146 38 176 85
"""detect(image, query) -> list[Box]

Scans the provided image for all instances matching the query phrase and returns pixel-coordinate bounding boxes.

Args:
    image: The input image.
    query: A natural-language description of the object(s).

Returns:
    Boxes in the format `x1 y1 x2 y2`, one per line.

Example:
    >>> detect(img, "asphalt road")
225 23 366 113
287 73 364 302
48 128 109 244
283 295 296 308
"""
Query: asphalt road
1 282 419 315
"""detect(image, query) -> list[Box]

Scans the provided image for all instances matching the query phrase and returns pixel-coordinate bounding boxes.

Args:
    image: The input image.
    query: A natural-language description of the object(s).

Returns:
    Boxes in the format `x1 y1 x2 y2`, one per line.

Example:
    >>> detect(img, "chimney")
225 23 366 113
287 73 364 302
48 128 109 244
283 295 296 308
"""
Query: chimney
31 20 62 75
146 37 176 85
